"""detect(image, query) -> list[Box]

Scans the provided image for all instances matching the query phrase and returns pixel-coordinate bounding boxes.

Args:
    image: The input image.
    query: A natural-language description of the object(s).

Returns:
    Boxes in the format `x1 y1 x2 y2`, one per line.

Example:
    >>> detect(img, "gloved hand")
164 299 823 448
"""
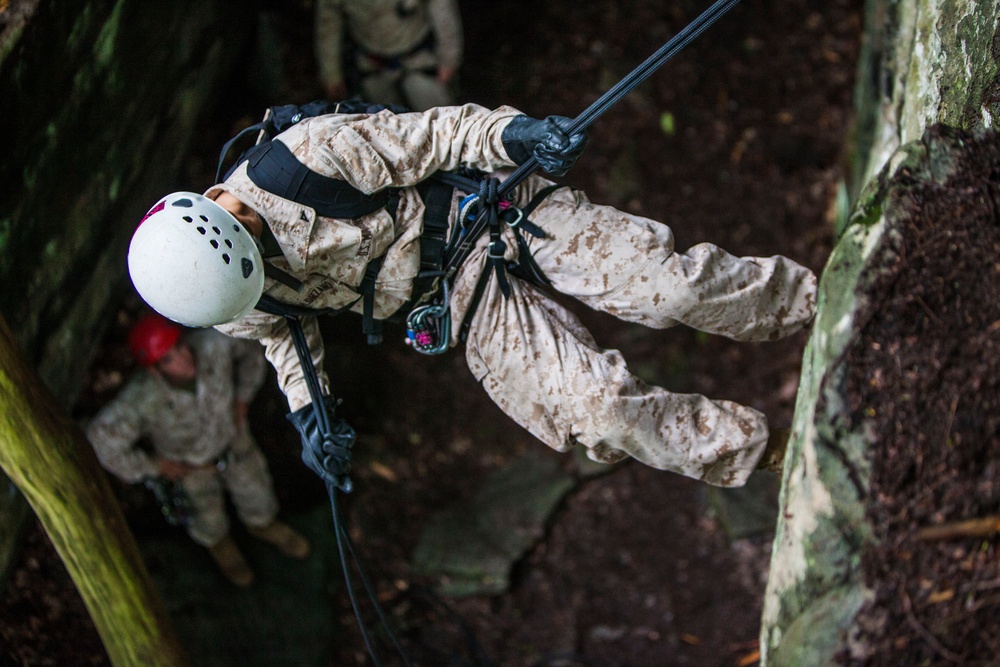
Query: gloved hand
286 397 356 492
501 114 588 177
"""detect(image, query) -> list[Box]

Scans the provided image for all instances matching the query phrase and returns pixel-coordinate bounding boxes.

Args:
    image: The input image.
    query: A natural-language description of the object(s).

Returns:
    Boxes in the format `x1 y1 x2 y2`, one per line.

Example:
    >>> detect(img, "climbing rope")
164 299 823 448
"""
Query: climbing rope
444 0 743 277
282 309 411 667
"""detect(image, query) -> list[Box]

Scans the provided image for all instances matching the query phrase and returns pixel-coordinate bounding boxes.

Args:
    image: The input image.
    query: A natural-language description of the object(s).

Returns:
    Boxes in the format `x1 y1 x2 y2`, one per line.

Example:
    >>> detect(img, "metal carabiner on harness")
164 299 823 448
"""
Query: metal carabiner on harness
405 281 451 355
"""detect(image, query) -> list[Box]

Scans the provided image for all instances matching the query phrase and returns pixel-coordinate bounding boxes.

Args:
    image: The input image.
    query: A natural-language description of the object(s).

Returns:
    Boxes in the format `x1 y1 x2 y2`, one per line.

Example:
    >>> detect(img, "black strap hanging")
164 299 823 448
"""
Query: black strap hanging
457 184 563 343
255 294 413 667
478 178 510 299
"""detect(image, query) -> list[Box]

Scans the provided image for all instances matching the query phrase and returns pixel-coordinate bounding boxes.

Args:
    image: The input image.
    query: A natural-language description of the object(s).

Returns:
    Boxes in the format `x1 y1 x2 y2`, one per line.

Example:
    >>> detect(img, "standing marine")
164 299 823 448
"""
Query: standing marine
86 314 311 587
315 0 463 110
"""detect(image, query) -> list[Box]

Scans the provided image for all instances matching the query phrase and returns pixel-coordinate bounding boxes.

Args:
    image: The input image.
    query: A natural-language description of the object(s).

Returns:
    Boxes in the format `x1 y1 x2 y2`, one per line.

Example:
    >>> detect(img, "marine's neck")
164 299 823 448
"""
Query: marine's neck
215 191 263 239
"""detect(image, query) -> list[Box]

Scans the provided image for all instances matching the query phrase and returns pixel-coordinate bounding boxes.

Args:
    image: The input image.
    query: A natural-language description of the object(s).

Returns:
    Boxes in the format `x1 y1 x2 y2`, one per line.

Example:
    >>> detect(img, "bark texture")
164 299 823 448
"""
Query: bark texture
0 314 188 666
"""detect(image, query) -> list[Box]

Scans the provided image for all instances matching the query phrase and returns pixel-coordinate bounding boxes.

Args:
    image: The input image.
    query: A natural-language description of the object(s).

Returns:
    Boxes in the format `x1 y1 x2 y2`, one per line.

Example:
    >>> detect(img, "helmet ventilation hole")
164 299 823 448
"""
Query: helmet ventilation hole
182 216 193 222
197 227 206 235
212 226 221 234
222 254 231 264
210 240 219 249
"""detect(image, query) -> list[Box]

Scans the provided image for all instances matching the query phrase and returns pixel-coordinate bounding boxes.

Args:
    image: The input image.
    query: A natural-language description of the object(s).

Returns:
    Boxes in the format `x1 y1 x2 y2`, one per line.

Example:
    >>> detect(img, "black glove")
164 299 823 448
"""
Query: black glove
286 397 356 492
501 114 588 177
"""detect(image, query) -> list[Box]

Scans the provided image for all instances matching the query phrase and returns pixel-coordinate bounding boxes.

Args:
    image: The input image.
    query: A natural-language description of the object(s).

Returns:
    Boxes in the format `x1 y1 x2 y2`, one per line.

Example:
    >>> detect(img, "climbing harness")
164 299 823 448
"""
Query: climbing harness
217 102 486 348
422 0 747 350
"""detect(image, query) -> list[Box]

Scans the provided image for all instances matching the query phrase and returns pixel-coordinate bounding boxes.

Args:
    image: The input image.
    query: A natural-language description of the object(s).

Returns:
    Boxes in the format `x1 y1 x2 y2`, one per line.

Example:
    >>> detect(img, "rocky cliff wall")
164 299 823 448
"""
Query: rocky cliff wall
761 1 1000 663
1 0 254 399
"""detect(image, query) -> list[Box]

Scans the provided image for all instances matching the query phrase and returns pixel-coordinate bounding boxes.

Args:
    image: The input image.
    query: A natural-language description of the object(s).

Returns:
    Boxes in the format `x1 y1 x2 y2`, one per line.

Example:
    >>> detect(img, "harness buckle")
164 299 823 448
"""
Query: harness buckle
487 239 507 260
502 206 524 228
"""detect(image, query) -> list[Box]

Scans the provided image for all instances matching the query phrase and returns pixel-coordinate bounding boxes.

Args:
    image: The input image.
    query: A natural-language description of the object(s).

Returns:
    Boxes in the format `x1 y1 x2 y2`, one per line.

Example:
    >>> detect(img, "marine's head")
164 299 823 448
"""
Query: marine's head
127 192 264 327
128 313 197 384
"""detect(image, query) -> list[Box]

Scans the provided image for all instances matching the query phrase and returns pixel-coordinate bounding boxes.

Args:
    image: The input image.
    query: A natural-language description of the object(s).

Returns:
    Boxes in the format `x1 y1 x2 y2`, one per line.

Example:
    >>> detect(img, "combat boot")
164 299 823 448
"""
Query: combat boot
756 427 791 475
248 520 311 559
207 535 255 587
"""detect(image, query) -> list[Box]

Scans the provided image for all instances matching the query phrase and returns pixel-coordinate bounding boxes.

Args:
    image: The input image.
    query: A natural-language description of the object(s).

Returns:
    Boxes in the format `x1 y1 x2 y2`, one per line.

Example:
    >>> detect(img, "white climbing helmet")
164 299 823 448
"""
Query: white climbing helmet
128 192 264 327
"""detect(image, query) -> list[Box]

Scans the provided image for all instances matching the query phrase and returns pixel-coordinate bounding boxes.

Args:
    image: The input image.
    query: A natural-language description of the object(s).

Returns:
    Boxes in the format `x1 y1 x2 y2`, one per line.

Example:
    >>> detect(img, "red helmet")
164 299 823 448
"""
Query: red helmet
128 314 182 367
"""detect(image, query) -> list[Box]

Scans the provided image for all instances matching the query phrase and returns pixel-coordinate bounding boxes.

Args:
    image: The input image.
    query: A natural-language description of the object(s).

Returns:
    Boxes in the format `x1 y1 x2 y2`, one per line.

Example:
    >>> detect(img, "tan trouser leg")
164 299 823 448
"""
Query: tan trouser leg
180 468 229 547
219 430 278 530
461 179 816 486
519 182 817 342
465 280 768 487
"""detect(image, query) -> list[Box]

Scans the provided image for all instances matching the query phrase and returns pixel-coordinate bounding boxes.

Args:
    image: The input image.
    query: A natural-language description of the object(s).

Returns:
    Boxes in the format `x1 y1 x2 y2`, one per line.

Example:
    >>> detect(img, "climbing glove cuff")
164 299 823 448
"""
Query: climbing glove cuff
286 396 355 493
501 114 588 177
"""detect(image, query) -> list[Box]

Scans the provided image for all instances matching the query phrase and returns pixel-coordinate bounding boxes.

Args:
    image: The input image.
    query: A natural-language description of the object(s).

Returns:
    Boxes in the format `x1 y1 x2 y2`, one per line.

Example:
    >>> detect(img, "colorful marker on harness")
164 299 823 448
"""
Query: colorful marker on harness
458 194 513 234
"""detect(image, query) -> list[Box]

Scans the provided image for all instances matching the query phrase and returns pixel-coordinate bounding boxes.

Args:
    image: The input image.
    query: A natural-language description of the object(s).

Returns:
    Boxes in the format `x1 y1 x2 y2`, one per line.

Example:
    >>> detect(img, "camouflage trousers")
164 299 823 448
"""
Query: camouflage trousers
177 427 279 546
461 181 817 487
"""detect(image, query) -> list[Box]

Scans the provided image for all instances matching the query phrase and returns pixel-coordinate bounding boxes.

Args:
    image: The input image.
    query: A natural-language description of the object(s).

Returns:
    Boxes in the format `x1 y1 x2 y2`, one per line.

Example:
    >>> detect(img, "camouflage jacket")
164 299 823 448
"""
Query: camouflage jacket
86 330 267 483
210 104 522 410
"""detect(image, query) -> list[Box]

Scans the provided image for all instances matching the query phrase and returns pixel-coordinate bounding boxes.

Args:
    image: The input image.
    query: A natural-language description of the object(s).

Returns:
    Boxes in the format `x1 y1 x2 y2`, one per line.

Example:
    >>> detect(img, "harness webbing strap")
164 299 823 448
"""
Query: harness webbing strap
216 124 265 184
458 184 565 342
359 190 400 344
262 261 306 292
479 179 510 299
416 177 454 269
245 140 397 219
244 139 477 341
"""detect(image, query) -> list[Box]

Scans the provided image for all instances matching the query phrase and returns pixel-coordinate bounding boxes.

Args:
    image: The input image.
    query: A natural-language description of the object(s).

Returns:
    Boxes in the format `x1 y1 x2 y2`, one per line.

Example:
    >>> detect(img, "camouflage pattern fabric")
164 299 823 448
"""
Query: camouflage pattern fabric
315 0 462 110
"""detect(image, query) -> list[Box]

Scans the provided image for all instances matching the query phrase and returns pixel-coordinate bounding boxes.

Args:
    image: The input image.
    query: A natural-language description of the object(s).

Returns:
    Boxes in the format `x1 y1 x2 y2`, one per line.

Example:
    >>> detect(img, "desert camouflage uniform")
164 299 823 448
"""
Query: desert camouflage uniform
86 329 278 546
315 0 462 110
210 104 817 487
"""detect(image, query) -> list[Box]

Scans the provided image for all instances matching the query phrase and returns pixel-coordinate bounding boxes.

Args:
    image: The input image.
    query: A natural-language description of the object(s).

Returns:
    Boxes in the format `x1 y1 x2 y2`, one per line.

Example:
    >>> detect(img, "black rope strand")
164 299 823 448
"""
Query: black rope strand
330 486 384 666
444 0 742 276
333 489 413 665
284 313 412 666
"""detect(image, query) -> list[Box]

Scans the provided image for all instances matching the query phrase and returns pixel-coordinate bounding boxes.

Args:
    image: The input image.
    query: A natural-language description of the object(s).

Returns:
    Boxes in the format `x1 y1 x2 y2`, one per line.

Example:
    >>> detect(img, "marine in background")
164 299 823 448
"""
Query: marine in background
86 314 310 587
315 0 463 110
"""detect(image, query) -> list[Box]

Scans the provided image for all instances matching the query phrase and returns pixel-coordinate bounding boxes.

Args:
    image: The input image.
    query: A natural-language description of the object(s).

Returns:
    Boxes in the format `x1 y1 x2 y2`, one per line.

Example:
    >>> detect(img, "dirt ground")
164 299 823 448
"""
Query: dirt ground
0 0 864 665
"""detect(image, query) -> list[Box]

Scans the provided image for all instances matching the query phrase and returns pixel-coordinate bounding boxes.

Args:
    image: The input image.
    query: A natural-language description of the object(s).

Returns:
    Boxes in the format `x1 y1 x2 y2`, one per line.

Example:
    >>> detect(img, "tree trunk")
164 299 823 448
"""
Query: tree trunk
0 314 188 667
